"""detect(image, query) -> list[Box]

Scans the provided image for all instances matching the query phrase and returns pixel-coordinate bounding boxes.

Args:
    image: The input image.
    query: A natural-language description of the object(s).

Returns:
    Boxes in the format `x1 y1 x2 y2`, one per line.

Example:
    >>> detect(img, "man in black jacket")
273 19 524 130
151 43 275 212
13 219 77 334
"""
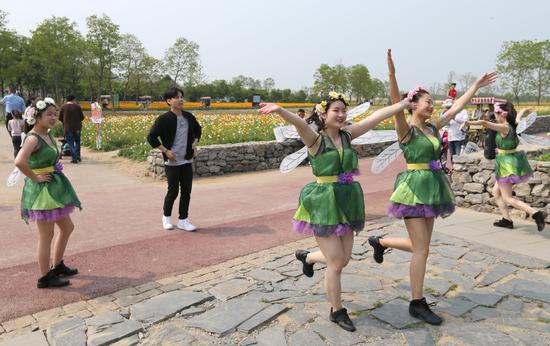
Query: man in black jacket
147 88 202 231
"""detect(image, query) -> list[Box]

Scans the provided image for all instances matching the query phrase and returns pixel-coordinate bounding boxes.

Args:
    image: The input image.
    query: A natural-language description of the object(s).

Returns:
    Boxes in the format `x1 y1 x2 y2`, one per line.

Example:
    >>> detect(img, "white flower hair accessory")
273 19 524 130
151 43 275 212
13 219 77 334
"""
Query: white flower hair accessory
26 117 36 125
35 100 47 110
44 97 56 106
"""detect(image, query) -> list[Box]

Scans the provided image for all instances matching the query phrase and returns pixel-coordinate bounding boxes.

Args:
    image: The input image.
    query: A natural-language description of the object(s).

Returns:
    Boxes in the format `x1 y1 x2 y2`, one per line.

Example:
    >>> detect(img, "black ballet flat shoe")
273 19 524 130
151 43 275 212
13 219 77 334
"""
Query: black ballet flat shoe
295 250 314 277
409 297 443 325
532 211 548 232
37 270 70 288
493 218 514 229
368 236 387 264
330 307 356 332
52 260 78 276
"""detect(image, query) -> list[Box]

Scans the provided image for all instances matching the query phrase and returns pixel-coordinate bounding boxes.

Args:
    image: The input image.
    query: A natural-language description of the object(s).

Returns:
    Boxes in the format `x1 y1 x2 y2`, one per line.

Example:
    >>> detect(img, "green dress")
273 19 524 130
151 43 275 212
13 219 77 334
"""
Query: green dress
21 132 81 223
495 124 532 184
293 131 365 237
388 124 455 218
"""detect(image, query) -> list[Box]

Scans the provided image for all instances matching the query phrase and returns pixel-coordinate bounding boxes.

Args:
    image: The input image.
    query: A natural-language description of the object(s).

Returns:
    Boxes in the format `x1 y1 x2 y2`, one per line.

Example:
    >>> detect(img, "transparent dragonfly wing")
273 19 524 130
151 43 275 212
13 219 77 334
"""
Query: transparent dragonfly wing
6 167 21 187
346 101 371 120
280 146 308 173
273 126 288 142
281 126 300 139
351 130 398 145
371 141 403 174
518 133 550 147
517 112 537 134
462 141 482 154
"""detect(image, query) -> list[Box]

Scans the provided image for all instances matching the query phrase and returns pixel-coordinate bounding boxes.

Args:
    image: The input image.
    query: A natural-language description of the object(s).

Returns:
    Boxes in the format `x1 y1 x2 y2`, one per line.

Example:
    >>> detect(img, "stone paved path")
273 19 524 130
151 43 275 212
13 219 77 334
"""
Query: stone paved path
1 218 549 346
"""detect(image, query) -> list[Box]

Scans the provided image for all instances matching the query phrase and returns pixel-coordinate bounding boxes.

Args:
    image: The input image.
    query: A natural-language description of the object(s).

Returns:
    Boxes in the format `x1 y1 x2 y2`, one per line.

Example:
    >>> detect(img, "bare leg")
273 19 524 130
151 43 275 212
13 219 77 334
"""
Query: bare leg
53 216 74 265
499 182 537 216
405 218 432 300
315 233 351 310
36 221 55 276
379 237 413 252
492 182 511 220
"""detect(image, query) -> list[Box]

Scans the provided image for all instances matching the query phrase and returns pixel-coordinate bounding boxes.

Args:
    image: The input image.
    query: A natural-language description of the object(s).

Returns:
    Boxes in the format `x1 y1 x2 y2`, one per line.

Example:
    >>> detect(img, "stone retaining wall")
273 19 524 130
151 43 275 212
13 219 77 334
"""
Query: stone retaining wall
524 116 550 134
451 150 549 220
147 140 394 178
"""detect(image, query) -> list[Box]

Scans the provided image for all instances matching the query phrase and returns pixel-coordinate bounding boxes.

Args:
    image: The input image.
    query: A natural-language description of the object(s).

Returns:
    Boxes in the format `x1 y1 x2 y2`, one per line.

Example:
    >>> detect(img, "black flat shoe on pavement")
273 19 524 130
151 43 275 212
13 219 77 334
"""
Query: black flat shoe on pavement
52 260 78 276
493 218 514 229
295 250 314 277
532 211 548 232
368 236 387 264
37 270 70 288
409 297 443 325
330 307 356 332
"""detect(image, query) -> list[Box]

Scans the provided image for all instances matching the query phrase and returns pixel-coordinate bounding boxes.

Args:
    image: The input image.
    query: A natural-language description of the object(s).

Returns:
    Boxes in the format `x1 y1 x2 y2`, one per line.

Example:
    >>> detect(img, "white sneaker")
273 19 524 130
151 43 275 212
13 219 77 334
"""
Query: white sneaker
177 218 197 232
162 216 174 230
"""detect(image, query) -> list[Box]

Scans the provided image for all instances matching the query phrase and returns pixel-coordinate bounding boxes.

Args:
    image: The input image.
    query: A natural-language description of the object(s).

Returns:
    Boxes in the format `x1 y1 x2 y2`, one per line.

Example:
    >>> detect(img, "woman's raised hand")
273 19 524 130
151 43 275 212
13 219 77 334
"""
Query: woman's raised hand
258 103 282 114
387 49 396 75
475 72 498 89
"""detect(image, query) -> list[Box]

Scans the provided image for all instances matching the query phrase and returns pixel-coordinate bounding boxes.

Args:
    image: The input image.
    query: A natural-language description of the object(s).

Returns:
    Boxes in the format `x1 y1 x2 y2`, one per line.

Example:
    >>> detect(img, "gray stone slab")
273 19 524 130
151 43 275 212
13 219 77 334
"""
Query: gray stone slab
280 269 303 278
341 274 383 293
354 288 403 310
0 332 49 346
370 299 421 329
352 243 369 255
46 317 86 346
385 250 412 264
209 279 253 301
509 330 550 346
402 328 435 346
462 251 486 262
294 274 323 290
262 256 295 270
256 326 287 346
477 263 518 287
285 309 314 326
311 320 363 346
495 278 550 303
455 262 483 278
440 324 517 345
185 299 268 336
111 334 140 346
277 295 327 304
352 314 395 338
243 291 295 303
130 290 213 324
289 329 326 346
437 271 474 290
468 306 499 321
429 256 457 270
435 245 469 260
141 324 195 346
86 312 125 332
424 277 454 296
238 304 287 333
433 298 478 317
247 269 286 283
487 317 550 334
459 291 504 307
371 264 409 280
179 306 204 317
497 297 524 315
87 320 143 346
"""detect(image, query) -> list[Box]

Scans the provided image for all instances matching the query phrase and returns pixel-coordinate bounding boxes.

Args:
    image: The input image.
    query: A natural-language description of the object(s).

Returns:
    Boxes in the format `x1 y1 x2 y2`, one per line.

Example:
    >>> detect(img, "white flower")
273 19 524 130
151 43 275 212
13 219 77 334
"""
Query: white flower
44 97 56 105
329 91 339 99
36 100 47 110
26 117 36 125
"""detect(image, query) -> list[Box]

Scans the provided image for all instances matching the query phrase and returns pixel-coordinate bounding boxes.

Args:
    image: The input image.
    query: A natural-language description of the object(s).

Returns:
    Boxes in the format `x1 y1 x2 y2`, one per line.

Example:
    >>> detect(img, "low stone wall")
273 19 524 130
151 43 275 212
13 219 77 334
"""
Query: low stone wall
524 115 550 134
147 140 394 178
450 150 549 220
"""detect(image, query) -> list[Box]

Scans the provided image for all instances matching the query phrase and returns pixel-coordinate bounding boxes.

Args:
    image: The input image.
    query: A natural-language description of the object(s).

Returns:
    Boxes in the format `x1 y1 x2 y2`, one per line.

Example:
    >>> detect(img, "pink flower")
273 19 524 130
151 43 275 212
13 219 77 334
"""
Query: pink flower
407 86 429 102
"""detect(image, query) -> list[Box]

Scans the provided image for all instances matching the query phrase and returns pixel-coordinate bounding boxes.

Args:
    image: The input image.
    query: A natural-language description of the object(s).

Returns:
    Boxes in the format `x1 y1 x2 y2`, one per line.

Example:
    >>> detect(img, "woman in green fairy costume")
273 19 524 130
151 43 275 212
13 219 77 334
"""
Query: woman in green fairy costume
259 92 410 332
464 102 547 231
368 50 497 326
15 98 81 289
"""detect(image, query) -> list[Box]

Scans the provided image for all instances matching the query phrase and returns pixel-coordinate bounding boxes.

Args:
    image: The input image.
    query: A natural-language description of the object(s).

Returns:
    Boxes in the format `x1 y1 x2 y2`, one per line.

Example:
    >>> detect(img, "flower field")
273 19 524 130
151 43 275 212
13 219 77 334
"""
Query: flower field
79 102 314 111
51 103 550 161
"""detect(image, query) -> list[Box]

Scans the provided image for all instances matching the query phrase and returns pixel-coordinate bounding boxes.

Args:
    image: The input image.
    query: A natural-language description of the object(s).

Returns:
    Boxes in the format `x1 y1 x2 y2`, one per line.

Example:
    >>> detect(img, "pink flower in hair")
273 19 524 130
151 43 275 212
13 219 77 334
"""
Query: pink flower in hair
494 103 508 116
407 86 429 102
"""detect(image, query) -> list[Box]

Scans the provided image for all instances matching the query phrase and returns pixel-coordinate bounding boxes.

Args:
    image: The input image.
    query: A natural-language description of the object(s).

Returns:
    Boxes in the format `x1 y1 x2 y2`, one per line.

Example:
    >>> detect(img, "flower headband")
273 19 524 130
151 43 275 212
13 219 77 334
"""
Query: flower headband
406 86 429 102
27 97 56 125
315 91 346 114
494 103 508 116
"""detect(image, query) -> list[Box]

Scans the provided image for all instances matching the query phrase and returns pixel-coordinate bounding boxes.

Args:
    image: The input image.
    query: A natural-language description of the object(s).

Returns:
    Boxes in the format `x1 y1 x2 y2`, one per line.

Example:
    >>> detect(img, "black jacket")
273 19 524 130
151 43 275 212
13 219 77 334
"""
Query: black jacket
146 110 202 161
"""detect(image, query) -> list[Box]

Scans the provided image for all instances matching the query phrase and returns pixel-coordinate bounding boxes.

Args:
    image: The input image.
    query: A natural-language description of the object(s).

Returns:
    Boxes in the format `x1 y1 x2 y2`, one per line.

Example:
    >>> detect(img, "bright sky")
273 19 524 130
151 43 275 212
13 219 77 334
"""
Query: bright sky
3 0 549 91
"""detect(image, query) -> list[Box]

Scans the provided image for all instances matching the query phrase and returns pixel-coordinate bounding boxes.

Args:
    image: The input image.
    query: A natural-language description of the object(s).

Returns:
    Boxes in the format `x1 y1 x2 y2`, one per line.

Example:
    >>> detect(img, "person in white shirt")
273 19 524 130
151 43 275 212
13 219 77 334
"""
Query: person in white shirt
444 99 469 158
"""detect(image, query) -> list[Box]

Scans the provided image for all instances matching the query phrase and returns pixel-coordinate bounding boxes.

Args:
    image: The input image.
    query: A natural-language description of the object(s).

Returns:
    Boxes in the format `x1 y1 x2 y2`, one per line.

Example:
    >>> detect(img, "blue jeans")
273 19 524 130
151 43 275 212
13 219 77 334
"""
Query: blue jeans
449 140 464 157
65 131 81 161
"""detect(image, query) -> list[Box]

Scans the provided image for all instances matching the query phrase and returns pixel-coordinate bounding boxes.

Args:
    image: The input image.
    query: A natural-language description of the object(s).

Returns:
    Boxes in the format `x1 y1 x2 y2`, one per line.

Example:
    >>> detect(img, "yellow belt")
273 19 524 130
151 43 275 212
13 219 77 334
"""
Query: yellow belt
316 176 338 183
498 148 516 154
407 163 430 170
32 166 55 174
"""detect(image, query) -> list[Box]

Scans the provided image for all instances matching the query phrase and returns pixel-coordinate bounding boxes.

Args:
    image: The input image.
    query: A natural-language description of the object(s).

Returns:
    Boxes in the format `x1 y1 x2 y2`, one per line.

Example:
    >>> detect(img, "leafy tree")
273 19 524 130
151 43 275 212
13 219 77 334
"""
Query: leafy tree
164 37 202 87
